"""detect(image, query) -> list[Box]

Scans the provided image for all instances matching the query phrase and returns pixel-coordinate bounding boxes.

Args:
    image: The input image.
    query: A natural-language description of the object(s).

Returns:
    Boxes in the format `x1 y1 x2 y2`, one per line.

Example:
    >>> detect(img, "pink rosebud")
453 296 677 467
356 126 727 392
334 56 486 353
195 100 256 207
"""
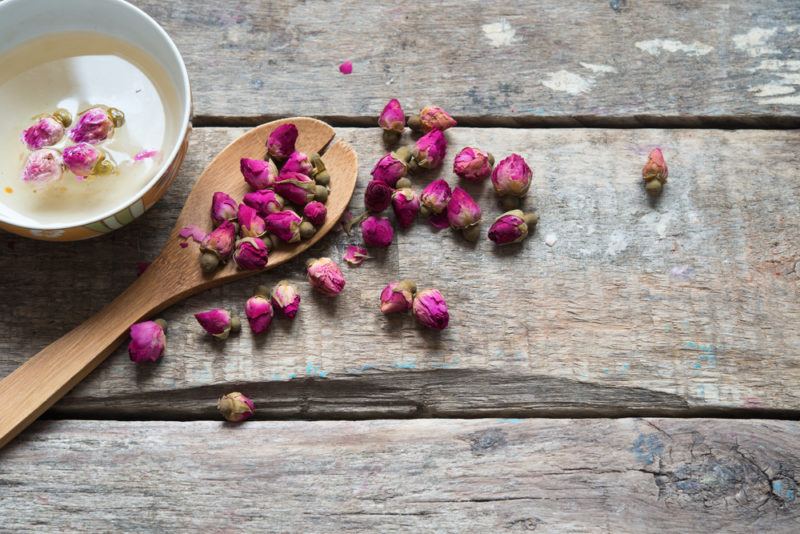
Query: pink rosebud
392 188 420 228
274 171 316 206
412 288 449 330
303 201 327 227
371 152 407 187
266 209 302 243
380 280 417 314
362 215 394 248
491 154 532 197
63 142 111 177
128 319 166 363
21 116 66 150
411 106 457 133
282 151 314 175
201 220 237 262
429 212 450 229
245 287 274 335
306 257 346 296
217 392 255 422
364 180 393 213
420 179 451 214
453 147 494 181
343 244 370 266
271 280 301 318
69 106 124 144
412 129 447 169
240 158 278 190
211 191 238 226
488 210 538 245
195 308 241 340
379 99 405 133
233 237 269 270
642 148 668 195
267 123 298 160
237 204 267 237
339 60 353 74
20 149 63 187
447 187 482 229
243 189 284 217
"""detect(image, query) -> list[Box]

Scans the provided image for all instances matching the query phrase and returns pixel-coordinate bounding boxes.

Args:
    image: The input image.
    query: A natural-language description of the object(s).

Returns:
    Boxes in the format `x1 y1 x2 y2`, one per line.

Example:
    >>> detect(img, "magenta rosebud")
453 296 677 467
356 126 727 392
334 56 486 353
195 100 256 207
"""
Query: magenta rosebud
362 215 394 248
20 149 63 188
237 204 266 237
412 288 449 330
201 219 237 268
282 151 314 175
211 191 238 226
379 98 405 133
411 105 457 133
245 287 274 335
266 209 302 243
420 179 451 215
642 148 668 195
343 244 370 266
21 116 66 150
380 280 417 314
412 129 447 169
69 106 124 144
488 210 539 245
447 187 482 230
491 154 532 197
195 308 241 340
240 157 278 190
371 152 408 187
63 142 111 177
271 280 301 318
453 147 494 181
303 201 327 227
274 171 316 205
392 188 420 228
364 180 393 213
267 123 298 160
217 392 255 422
306 257 346 296
243 189 284 217
233 237 269 270
128 319 166 363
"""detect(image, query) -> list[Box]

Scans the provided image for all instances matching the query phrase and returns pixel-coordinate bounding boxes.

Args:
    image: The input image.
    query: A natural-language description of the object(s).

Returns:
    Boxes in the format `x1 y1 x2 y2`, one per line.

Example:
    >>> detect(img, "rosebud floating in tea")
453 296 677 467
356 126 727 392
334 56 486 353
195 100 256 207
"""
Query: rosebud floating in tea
69 106 124 144
642 148 668 196
199 220 237 272
62 143 114 178
491 154 532 199
240 157 278 190
233 237 269 270
362 215 394 248
412 288 449 330
303 201 327 227
392 188 420 228
379 98 406 142
20 109 71 150
266 123 298 161
211 192 238 226
245 286 274 335
128 319 167 363
195 308 241 340
217 392 255 423
20 148 63 188
306 257 346 296
488 210 539 245
266 210 302 243
380 280 417 314
412 129 447 169
453 147 494 182
409 106 457 133
243 189 284 217
271 280 301 318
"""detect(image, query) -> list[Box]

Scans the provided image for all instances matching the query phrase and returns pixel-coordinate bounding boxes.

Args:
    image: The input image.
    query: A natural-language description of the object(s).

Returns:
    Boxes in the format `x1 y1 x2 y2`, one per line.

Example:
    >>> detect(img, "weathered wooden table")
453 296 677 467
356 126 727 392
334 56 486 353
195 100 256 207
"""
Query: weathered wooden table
2 1 799 531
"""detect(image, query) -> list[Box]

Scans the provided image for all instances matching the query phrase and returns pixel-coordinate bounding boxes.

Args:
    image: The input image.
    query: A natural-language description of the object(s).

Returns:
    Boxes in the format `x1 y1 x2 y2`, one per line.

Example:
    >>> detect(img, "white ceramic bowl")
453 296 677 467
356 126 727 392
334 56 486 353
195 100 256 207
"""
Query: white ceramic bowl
0 0 191 241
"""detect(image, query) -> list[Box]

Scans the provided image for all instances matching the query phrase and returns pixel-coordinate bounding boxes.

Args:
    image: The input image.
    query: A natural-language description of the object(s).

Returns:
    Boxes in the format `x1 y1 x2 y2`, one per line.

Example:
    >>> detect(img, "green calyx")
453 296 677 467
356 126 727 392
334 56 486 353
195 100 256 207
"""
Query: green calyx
407 114 422 132
487 152 495 166
395 177 412 190
314 185 329 202
462 224 481 242
314 171 330 186
254 285 269 298
154 318 167 331
645 180 663 196
500 196 520 210
108 107 125 128
229 315 241 333
299 221 316 239
383 129 401 145
52 108 73 127
200 251 220 272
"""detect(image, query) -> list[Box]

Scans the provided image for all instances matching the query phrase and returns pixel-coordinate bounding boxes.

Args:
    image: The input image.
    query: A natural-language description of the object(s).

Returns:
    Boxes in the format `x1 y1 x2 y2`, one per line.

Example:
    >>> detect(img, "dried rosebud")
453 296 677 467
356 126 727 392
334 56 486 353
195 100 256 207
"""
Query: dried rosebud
364 180 393 213
21 115 67 150
128 319 166 363
63 142 113 177
392 188 420 228
453 147 494 181
642 148 668 195
371 152 408 187
69 106 124 144
243 189 284 217
217 392 255 422
420 179 452 215
303 201 327 227
412 288 449 330
200 220 237 271
237 204 267 237
240 157 278 190
412 129 447 169
447 187 481 230
245 286 274 335
265 209 302 243
299 221 316 239
306 257 346 296
274 172 316 205
195 308 241 340
211 191 238 226
409 106 457 133
362 215 394 248
267 123 298 160
491 154 532 197
271 280 301 318
282 151 314 175
380 280 417 314
343 245 370 266
233 237 269 270
379 98 405 133
488 210 539 245
20 149 63 188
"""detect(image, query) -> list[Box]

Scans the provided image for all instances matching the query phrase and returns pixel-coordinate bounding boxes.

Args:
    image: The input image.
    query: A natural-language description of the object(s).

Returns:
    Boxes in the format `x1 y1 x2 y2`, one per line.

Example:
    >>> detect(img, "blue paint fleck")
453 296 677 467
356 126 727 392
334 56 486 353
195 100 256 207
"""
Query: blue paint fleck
393 361 417 369
631 433 664 465
497 418 523 424
287 372 297 379
361 364 375 371
305 361 329 378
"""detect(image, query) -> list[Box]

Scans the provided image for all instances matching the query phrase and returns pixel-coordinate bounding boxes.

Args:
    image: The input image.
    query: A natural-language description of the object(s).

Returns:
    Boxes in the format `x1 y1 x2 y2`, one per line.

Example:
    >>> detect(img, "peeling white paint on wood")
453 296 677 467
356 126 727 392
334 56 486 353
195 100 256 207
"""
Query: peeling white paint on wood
482 19 518 47
579 62 618 74
635 39 713 57
732 27 779 57
542 70 594 95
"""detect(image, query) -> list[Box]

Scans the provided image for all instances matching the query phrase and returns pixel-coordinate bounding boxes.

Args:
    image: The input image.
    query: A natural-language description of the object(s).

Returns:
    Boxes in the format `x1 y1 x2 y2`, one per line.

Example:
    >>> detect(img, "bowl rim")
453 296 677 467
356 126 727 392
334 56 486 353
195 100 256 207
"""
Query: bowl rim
0 0 192 231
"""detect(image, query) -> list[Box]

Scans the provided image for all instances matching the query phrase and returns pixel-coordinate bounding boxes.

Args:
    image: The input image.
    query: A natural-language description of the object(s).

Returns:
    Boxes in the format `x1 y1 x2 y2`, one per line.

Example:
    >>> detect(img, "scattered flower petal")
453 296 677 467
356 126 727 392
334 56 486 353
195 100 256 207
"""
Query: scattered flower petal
339 60 353 74
343 245 371 266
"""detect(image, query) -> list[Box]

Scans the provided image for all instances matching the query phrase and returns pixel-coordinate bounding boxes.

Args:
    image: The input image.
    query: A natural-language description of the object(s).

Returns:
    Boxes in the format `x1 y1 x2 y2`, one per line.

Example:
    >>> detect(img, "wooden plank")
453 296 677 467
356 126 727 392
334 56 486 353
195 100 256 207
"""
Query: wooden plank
1 127 799 417
2 418 799 532
130 0 800 125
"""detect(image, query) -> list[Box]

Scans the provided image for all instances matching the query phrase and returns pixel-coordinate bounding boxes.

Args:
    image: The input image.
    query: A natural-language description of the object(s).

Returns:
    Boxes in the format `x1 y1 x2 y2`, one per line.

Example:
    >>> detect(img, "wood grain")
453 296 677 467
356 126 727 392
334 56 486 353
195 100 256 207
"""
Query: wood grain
0 127 798 418
2 418 799 532
130 0 800 125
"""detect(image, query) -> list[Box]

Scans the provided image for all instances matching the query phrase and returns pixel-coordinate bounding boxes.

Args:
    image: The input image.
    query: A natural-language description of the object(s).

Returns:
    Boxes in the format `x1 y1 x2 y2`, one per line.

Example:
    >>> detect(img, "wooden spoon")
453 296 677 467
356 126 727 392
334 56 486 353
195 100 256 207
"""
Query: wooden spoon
0 117 358 448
